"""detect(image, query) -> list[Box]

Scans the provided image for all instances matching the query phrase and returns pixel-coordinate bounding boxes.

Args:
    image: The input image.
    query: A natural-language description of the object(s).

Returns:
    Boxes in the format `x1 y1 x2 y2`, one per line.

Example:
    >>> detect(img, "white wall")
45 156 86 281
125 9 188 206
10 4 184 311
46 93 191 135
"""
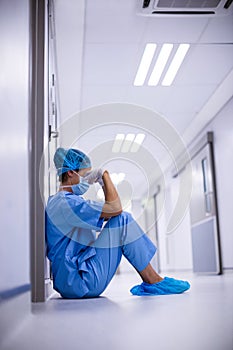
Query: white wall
0 0 31 344
0 0 30 292
54 0 85 125
156 173 193 272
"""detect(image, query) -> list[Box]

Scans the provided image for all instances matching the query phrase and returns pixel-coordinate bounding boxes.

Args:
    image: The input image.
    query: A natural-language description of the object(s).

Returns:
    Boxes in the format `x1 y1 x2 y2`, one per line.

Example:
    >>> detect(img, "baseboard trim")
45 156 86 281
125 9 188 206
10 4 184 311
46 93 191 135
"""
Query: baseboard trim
223 267 233 273
0 284 31 302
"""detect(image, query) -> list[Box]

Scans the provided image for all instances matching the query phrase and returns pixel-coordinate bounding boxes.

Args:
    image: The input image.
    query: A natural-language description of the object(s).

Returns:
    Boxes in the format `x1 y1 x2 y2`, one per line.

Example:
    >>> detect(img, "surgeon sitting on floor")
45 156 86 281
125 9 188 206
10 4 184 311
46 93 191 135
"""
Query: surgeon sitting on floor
45 147 190 298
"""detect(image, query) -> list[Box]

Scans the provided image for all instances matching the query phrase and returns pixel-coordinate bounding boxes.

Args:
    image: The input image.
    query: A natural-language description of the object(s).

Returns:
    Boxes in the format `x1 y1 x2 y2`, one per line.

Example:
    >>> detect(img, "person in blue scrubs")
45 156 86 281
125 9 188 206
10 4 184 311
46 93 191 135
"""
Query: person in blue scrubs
45 147 190 298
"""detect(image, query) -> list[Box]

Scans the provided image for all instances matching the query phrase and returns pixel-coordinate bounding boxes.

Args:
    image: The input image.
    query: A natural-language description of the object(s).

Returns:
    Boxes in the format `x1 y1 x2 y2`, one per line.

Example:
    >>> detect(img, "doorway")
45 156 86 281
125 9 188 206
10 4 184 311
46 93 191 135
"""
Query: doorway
190 133 222 274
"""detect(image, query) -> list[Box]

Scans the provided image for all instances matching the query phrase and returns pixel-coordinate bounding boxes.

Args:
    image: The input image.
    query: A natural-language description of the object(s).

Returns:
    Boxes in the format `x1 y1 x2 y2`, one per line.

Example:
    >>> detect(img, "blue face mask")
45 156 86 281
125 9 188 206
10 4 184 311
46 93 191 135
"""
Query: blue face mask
71 177 90 195
60 171 90 195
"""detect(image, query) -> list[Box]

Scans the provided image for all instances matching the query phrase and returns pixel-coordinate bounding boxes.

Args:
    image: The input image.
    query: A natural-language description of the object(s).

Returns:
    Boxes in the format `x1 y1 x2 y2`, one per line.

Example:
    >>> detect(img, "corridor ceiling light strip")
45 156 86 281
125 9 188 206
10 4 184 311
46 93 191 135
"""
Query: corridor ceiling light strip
97 173 126 200
134 43 157 86
130 133 145 152
121 133 136 153
112 133 146 153
110 172 126 186
148 43 173 86
112 133 125 153
162 43 190 86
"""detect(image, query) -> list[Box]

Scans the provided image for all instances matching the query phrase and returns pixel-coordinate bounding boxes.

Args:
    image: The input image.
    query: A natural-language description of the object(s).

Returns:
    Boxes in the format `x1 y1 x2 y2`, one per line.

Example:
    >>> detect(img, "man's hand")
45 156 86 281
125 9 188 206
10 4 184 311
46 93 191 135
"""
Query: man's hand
83 169 103 186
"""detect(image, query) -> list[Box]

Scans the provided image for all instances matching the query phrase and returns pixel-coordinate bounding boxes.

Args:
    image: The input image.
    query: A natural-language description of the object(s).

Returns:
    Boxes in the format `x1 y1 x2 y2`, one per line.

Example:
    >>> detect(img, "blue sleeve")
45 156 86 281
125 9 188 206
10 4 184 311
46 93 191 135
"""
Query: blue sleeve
61 193 104 230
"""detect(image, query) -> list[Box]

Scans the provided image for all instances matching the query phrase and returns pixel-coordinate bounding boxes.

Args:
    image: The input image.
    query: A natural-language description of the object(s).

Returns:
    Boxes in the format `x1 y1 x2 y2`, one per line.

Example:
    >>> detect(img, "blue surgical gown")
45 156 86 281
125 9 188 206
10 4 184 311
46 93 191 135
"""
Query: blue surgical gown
45 191 156 298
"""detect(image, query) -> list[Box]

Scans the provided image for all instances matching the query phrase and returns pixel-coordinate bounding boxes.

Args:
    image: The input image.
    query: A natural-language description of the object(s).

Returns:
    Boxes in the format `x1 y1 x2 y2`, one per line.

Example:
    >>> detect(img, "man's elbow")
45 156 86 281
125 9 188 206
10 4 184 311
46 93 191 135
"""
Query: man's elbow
107 202 123 216
113 201 122 215
113 208 123 216
100 203 123 218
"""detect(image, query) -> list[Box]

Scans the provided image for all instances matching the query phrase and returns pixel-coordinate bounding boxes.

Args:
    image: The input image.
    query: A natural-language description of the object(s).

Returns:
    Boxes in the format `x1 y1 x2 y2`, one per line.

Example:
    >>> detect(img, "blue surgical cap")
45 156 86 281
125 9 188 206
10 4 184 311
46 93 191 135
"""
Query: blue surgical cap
54 147 91 176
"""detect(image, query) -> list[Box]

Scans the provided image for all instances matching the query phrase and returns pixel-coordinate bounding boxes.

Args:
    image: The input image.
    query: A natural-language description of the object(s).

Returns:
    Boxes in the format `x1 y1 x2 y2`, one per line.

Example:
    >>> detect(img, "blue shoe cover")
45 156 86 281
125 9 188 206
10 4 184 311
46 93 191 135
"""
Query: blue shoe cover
130 277 190 296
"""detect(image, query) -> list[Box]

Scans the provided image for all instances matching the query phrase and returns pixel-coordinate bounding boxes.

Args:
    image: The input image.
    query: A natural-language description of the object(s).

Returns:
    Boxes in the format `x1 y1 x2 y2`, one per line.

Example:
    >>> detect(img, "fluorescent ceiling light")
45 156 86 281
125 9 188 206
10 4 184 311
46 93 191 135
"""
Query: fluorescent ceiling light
97 173 126 199
112 133 145 153
112 133 125 153
148 43 173 86
118 172 126 183
121 133 136 153
130 133 145 152
162 43 190 86
110 172 126 186
134 43 157 86
97 188 105 200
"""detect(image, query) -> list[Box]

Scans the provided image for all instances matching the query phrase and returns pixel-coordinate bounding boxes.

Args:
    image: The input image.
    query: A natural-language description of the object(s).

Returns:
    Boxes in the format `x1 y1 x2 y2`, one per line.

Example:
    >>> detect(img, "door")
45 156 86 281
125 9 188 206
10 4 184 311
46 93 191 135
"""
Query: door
190 141 222 274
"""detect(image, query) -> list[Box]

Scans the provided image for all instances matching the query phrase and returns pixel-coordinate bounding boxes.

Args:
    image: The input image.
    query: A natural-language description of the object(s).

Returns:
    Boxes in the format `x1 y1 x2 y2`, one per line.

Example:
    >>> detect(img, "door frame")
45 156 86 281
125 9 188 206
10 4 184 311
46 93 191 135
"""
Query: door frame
29 0 46 302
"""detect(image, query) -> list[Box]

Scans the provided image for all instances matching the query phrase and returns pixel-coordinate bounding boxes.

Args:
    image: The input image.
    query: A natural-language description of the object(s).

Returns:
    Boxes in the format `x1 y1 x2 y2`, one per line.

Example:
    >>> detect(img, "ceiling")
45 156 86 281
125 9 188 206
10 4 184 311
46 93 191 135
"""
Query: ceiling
57 0 233 201
81 0 233 134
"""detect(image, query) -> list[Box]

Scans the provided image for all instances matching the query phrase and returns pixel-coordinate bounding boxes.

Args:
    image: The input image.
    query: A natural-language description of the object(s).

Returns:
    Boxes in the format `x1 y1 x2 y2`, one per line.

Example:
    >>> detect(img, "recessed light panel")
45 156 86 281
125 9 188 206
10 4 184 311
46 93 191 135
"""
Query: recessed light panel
162 44 190 86
134 42 190 86
148 43 173 86
112 133 145 153
134 43 157 86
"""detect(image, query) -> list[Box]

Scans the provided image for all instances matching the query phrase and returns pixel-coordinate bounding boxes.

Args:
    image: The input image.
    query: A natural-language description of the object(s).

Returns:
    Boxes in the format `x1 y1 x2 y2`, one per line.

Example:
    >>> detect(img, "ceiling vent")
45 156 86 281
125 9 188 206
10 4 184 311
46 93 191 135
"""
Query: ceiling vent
138 0 233 16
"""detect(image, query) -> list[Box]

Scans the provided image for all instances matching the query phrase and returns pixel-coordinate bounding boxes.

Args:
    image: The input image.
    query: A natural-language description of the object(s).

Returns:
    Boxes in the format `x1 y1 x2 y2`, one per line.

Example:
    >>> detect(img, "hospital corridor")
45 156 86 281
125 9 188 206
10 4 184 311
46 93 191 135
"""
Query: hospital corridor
0 1 233 350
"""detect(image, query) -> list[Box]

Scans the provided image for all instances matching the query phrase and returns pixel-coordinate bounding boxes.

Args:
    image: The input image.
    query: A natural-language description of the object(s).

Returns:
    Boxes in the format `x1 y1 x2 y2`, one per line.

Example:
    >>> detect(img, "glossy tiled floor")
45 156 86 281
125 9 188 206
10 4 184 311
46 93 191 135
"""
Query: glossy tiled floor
2 271 233 350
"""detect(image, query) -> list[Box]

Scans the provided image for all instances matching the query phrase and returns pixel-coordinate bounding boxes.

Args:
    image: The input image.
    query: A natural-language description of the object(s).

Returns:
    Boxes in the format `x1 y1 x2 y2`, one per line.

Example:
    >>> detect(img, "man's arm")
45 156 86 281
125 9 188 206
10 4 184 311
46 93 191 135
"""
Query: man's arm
100 170 122 218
